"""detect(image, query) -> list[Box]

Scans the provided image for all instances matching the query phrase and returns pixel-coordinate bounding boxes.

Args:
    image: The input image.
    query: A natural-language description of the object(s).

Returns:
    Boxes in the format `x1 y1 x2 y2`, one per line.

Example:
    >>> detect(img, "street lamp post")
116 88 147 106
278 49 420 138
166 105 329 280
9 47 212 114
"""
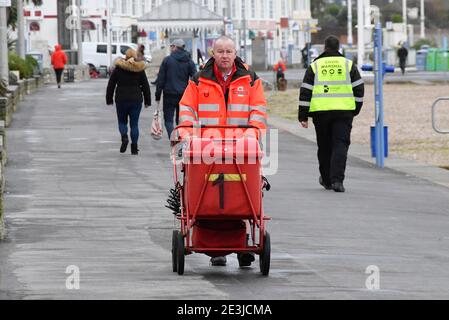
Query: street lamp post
420 0 425 39
403 0 407 43
357 0 364 67
76 0 82 65
17 0 25 58
107 0 112 70
0 4 8 85
242 0 247 62
347 0 353 47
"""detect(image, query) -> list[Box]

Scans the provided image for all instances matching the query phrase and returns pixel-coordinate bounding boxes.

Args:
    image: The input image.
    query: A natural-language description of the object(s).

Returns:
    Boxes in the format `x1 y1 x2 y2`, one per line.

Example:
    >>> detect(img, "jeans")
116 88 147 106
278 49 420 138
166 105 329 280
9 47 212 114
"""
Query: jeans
116 101 142 144
163 94 182 140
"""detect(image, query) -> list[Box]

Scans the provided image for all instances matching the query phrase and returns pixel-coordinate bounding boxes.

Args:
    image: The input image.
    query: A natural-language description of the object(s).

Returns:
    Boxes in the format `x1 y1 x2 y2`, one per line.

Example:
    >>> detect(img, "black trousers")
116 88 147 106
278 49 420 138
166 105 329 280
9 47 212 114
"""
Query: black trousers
312 114 353 185
54 68 64 84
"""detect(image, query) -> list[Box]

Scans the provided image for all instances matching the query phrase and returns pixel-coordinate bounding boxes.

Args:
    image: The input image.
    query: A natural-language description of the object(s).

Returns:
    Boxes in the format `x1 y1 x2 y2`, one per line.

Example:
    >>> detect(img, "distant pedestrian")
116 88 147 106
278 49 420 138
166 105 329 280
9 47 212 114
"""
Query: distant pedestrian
301 44 309 68
51 44 68 89
397 42 408 75
197 48 205 66
106 48 151 155
155 39 197 140
298 35 364 193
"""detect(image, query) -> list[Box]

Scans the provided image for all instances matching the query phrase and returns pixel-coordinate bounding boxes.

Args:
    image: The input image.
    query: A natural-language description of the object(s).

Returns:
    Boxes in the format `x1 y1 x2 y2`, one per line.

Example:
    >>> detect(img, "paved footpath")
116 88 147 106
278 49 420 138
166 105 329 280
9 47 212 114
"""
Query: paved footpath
1 80 449 299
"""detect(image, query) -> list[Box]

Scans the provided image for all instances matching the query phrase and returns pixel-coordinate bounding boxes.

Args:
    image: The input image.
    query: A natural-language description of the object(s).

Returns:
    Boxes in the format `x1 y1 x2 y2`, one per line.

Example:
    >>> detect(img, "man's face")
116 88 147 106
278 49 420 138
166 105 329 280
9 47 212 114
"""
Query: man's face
213 39 237 70
170 45 177 53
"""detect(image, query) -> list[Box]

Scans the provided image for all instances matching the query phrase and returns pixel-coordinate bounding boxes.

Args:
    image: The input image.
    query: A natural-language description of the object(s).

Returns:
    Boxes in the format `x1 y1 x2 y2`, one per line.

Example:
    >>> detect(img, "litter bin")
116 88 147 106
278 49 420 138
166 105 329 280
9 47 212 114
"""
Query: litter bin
416 50 427 71
435 50 449 71
426 48 437 71
64 67 75 83
98 66 108 78
26 51 43 75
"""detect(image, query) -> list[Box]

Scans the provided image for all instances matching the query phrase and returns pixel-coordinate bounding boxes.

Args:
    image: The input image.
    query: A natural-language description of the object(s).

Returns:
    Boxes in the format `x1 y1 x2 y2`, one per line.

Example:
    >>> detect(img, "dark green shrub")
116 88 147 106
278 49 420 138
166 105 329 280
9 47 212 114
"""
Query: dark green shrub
25 55 39 74
413 38 436 50
8 52 33 79
391 14 403 23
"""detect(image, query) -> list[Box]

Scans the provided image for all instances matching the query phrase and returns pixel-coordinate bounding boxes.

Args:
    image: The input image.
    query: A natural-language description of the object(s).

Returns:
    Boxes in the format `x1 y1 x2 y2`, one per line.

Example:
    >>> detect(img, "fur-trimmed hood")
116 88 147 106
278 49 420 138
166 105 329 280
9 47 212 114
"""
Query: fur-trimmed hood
115 58 146 72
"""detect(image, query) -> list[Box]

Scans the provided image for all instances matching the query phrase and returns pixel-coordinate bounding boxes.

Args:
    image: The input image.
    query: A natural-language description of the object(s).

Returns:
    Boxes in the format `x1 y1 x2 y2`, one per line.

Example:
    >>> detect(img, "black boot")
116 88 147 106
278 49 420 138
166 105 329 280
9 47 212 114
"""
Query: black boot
131 143 139 155
120 135 129 153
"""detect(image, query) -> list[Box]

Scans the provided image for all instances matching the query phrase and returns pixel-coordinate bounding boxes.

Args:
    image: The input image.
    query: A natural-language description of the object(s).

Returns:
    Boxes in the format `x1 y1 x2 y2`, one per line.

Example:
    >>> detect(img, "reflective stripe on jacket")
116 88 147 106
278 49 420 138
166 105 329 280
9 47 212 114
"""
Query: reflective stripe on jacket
309 56 356 112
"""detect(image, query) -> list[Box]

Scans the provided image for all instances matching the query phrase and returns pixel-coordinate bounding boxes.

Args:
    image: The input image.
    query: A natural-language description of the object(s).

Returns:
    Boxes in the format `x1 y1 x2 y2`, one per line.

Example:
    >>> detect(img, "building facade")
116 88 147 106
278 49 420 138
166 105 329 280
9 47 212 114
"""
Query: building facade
22 0 311 66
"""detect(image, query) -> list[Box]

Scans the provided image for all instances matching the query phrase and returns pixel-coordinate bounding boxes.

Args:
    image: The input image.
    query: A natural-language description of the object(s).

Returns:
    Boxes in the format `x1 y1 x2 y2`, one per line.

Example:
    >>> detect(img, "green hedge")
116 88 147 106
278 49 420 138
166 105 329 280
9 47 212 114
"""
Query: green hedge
8 52 37 79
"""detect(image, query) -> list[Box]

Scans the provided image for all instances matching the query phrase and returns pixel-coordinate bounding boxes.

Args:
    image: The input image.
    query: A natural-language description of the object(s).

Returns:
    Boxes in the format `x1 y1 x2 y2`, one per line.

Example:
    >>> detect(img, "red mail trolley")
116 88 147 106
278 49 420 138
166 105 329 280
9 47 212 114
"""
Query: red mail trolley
170 125 271 275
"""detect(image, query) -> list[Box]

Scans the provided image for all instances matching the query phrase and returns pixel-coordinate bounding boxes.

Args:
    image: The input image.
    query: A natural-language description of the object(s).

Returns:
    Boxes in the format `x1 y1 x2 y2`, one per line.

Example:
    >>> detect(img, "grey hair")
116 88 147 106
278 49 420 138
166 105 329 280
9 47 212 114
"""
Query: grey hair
213 35 236 50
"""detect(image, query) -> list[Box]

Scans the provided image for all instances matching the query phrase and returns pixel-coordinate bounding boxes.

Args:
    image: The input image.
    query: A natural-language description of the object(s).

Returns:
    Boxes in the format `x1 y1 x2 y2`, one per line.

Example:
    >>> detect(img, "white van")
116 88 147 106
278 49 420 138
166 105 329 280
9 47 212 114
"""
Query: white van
82 42 152 70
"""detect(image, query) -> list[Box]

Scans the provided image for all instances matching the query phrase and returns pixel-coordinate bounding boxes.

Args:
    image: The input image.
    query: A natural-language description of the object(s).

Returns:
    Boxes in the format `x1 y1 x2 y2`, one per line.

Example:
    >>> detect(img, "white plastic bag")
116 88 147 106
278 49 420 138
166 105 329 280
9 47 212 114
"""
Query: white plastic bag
151 105 163 140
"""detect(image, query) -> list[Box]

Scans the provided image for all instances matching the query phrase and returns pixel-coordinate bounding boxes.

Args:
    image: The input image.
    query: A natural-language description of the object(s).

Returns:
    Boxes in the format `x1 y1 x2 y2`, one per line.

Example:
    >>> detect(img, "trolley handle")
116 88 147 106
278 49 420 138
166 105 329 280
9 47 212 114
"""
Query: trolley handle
170 124 261 145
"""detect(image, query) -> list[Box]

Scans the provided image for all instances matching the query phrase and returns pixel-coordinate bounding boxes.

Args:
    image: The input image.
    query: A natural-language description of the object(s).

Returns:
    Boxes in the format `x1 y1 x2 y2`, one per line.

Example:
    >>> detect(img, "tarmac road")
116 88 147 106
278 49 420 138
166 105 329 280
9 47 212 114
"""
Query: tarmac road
1 79 449 299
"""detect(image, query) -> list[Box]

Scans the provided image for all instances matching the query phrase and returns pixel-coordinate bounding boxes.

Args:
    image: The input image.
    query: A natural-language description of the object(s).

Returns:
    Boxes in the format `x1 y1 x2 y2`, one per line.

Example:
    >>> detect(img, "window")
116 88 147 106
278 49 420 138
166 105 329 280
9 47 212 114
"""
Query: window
132 0 137 15
281 0 288 16
121 30 129 42
231 0 237 18
268 0 274 19
250 0 255 18
213 0 218 13
142 0 146 14
121 0 128 14
112 0 118 14
281 30 288 48
259 0 264 19
97 44 107 53
97 44 116 54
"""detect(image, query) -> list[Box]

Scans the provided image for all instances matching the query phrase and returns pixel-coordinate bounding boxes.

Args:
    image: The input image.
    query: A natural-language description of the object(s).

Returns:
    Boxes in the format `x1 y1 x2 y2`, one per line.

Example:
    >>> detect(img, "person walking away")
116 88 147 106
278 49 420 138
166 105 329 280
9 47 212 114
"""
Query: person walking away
155 39 197 140
298 35 364 193
51 44 68 89
301 44 309 68
178 36 268 267
397 43 408 75
106 48 151 155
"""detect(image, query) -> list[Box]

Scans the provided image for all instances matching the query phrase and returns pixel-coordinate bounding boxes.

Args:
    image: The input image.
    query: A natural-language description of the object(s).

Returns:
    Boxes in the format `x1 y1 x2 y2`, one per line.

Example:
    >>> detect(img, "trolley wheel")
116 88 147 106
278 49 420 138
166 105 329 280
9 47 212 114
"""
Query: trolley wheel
176 231 185 275
259 231 271 276
172 230 178 272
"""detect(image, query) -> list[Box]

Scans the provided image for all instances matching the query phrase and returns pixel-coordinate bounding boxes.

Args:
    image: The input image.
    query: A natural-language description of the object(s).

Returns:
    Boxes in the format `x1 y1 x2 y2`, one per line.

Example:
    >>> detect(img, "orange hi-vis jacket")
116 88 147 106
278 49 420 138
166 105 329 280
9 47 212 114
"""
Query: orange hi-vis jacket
178 57 267 139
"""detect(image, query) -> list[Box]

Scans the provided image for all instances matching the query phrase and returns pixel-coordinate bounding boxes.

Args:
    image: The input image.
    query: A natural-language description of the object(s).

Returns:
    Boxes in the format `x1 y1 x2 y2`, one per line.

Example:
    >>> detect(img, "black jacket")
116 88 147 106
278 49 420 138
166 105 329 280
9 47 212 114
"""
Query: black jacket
155 48 197 101
298 50 364 122
106 58 151 106
397 47 408 62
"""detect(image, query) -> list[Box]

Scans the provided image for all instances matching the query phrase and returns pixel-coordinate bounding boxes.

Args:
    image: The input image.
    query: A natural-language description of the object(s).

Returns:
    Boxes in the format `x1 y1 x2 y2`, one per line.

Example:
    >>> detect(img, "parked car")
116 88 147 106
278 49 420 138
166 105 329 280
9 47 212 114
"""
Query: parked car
82 42 152 71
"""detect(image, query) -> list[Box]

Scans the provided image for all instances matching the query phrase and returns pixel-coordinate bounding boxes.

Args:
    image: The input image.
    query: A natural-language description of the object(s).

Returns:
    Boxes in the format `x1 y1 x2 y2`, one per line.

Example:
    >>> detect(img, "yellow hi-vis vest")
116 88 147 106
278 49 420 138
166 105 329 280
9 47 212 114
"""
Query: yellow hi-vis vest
310 56 356 112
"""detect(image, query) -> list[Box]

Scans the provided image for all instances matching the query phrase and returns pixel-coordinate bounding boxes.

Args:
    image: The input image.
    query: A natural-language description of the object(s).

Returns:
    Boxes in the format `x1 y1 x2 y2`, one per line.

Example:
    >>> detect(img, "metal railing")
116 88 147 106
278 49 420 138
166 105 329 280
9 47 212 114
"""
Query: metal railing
431 97 449 134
